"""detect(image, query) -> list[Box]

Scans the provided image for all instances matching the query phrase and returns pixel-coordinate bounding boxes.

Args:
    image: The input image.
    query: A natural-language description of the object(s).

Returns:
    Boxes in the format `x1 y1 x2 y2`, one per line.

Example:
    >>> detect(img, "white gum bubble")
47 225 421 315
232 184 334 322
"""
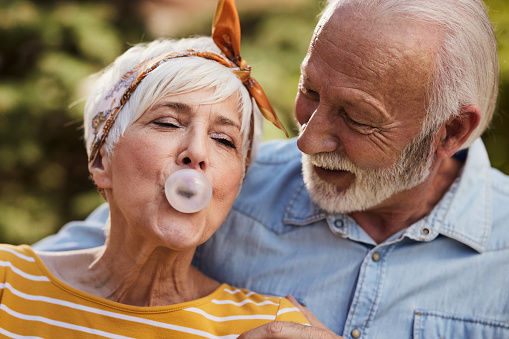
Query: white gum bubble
165 169 212 213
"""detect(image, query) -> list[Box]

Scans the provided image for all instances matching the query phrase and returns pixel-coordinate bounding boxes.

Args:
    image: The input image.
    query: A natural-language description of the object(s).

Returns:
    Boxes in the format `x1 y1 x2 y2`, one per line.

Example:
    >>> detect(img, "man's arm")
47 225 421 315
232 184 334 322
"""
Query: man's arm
32 203 109 251
238 322 344 339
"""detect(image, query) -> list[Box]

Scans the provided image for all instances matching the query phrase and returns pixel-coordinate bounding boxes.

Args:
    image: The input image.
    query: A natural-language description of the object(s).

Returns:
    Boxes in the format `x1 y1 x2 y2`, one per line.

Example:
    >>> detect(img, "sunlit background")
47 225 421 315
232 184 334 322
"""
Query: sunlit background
1 0 508 244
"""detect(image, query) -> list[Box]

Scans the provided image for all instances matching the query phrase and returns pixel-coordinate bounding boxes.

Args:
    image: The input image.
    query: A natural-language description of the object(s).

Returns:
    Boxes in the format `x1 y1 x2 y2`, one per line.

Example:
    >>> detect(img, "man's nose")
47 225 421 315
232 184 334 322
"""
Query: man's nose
296 108 339 155
176 130 209 171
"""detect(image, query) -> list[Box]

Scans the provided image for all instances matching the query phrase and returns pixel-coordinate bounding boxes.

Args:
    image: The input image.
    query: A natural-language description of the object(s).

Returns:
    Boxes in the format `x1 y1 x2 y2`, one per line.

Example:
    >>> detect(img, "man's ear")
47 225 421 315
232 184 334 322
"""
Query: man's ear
89 147 112 189
436 104 481 159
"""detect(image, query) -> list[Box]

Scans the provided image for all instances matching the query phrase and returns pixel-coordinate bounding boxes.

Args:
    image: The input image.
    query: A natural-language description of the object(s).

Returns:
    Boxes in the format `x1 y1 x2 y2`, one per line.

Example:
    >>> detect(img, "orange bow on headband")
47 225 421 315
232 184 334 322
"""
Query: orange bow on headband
213 0 288 135
87 0 287 167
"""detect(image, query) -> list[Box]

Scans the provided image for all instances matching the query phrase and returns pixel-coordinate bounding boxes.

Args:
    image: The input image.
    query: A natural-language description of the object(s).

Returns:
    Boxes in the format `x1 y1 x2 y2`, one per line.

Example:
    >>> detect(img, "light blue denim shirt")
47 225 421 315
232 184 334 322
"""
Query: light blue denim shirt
33 138 509 338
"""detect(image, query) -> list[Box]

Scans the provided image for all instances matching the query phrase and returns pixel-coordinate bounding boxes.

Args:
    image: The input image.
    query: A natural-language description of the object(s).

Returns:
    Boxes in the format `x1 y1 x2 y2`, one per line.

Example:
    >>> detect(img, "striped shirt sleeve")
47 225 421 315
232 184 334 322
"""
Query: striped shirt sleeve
275 297 310 324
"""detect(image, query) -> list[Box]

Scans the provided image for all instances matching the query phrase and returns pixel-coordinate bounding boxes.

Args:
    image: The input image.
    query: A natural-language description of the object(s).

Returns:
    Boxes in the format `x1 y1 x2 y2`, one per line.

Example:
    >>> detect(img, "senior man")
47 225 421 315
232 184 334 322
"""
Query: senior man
34 0 509 338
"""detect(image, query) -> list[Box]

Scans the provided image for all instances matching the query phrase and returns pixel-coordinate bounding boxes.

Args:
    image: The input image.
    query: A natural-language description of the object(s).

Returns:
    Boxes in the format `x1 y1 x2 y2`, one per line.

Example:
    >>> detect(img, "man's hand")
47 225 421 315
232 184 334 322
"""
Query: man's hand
285 295 327 328
237 321 344 339
237 295 345 339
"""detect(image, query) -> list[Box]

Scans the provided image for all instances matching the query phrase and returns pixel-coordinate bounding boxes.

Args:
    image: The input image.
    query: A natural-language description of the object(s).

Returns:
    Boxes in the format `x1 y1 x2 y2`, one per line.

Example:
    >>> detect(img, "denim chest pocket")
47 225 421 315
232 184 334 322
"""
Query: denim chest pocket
413 310 509 339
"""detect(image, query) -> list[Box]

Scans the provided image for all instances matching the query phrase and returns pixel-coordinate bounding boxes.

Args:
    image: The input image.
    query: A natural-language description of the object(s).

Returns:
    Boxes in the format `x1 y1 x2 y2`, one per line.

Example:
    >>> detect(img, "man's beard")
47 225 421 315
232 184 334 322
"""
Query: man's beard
301 131 436 214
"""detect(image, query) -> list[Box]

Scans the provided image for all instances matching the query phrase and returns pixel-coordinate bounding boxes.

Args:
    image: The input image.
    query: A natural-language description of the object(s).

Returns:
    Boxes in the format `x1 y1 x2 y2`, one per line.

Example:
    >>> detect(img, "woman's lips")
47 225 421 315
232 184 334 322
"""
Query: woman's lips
313 166 355 189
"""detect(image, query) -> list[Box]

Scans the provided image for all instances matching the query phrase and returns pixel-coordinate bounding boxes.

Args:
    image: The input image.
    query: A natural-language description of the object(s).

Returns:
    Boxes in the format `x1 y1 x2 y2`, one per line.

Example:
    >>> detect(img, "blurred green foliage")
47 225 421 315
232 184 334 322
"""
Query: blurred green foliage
0 0 144 244
0 0 507 244
484 0 509 174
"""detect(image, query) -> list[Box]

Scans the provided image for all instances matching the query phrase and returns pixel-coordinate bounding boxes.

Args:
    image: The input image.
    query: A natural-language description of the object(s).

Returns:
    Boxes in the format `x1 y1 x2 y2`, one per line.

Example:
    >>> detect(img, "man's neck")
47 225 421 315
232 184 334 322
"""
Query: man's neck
350 157 463 244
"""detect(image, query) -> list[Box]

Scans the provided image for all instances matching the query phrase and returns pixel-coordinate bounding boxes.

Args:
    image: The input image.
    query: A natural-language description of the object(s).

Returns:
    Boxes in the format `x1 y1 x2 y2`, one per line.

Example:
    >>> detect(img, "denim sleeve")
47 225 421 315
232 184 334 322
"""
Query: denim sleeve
32 203 109 251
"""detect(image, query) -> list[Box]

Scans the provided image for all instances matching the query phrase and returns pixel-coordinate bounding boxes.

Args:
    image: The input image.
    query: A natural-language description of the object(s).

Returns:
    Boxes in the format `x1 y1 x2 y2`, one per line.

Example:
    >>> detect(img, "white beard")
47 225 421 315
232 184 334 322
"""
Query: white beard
301 133 435 214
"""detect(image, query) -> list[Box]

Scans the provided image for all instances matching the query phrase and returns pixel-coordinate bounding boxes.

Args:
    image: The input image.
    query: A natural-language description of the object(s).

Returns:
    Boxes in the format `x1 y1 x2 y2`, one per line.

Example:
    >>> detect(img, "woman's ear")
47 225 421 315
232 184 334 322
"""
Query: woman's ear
89 147 113 189
436 105 481 159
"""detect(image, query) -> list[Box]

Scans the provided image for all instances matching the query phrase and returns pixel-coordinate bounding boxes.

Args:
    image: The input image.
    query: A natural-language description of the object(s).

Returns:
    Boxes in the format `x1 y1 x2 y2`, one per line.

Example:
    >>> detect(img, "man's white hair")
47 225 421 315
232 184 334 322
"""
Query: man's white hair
323 0 499 148
83 37 263 171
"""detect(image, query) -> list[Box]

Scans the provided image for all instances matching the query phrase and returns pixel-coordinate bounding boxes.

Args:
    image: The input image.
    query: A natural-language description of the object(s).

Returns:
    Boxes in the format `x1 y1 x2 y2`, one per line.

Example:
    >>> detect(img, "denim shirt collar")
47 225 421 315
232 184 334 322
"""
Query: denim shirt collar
283 138 492 253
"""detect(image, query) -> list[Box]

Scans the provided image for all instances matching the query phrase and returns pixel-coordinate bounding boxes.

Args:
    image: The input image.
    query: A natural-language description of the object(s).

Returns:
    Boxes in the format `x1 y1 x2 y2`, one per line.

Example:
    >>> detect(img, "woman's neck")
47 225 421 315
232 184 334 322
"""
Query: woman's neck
38 242 220 307
92 244 220 306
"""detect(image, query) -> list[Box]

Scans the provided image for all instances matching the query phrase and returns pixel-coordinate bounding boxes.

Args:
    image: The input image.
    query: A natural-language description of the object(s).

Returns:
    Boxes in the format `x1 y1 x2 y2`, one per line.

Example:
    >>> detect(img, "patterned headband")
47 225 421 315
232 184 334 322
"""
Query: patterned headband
87 0 288 168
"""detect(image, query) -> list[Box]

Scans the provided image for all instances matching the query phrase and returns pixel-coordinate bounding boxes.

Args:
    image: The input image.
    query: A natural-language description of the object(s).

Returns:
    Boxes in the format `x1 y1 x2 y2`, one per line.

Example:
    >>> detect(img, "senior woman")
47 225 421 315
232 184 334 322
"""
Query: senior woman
0 0 309 337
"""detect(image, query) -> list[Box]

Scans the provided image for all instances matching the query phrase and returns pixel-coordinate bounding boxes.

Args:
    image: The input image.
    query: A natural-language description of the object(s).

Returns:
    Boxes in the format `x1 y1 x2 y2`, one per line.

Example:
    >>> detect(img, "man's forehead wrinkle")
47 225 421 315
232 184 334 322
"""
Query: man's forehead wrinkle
311 35 387 110
313 21 326 39
314 21 399 82
309 19 327 53
345 45 386 82
339 36 405 81
325 7 416 75
308 46 392 122
311 35 370 83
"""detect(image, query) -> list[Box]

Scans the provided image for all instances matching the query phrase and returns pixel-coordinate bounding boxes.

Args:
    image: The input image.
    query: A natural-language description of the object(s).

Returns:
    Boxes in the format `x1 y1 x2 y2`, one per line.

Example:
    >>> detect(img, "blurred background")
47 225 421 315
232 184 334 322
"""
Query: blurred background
0 0 508 245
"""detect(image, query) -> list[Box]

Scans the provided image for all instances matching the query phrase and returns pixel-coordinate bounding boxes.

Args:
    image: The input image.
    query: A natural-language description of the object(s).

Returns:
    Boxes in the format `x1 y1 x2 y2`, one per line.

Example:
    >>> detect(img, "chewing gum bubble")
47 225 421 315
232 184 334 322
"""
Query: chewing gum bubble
165 169 212 213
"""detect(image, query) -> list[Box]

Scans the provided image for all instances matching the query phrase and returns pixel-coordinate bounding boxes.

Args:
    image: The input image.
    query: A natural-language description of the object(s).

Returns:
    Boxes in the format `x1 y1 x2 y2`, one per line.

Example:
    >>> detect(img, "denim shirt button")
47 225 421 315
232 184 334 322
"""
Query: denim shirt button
421 227 431 236
334 219 343 228
372 252 381 262
351 329 361 338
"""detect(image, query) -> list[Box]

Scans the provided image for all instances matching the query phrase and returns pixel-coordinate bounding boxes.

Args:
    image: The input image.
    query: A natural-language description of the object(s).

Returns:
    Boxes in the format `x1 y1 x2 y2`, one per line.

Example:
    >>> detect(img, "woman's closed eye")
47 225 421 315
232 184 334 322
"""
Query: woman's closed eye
211 132 236 149
153 120 180 128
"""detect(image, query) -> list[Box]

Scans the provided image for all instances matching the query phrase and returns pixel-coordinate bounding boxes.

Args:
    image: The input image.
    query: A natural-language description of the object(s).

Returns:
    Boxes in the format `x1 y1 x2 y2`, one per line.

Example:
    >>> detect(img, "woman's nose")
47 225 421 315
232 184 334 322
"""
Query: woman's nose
176 131 209 171
296 108 339 155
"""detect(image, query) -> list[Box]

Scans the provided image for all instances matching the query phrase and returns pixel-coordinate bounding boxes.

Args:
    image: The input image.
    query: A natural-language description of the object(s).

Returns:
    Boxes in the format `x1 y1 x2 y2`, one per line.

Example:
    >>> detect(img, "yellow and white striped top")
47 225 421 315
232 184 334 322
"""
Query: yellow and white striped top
0 244 309 338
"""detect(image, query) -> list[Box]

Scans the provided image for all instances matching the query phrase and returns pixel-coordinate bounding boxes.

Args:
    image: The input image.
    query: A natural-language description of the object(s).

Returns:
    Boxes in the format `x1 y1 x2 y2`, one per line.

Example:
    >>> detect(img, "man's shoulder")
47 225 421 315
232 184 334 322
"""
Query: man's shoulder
490 167 509 241
243 138 303 190
255 138 302 164
32 205 109 251
489 166 509 217
491 167 509 194
457 141 509 250
232 137 307 223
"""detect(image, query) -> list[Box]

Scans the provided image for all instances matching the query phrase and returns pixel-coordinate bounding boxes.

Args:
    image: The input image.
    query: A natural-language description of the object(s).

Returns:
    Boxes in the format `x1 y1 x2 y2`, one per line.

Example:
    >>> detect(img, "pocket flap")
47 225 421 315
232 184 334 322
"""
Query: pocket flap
413 310 509 339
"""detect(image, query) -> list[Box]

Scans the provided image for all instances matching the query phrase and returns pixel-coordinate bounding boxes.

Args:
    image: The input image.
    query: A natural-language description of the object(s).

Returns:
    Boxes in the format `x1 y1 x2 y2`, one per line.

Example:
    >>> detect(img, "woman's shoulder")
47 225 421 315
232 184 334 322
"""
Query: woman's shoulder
0 244 48 283
0 244 37 263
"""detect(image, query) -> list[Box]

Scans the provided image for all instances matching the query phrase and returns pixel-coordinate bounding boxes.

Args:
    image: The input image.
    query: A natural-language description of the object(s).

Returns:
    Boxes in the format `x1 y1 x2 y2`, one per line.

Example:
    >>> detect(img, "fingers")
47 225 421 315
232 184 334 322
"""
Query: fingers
285 295 327 329
237 321 299 339
237 321 310 339
237 321 344 339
